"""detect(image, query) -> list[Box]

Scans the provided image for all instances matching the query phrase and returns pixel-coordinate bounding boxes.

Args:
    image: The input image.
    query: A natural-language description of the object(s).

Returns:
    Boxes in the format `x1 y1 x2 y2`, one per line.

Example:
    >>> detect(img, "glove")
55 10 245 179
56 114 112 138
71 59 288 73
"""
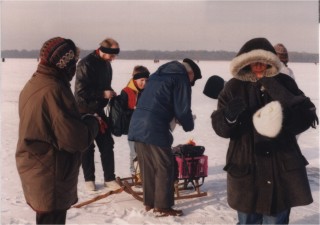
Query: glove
83 113 108 134
312 116 319 128
81 114 100 137
98 119 108 133
311 111 319 129
224 97 246 122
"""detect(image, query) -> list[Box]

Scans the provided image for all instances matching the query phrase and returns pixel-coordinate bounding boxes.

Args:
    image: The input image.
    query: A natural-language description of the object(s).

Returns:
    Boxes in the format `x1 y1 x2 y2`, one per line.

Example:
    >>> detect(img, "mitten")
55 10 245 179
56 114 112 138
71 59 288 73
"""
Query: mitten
311 110 319 129
81 114 100 137
253 101 283 137
224 97 246 122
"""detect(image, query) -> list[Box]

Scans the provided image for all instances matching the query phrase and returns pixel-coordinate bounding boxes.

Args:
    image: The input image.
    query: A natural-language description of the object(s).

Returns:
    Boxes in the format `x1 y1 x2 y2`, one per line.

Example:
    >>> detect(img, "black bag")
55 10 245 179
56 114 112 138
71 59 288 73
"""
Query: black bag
173 144 205 157
107 96 133 137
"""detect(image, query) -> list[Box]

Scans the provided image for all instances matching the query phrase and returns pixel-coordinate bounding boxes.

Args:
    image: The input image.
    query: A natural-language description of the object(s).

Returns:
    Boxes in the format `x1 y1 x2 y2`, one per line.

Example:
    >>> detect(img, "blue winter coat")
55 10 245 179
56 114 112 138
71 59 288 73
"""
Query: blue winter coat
128 61 194 148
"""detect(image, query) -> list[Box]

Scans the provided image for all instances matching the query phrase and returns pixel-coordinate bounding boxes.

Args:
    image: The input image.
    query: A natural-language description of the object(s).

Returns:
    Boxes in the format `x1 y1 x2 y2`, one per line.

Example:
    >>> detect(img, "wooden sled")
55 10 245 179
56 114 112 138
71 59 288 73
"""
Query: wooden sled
174 177 207 200
116 172 207 201
116 153 208 202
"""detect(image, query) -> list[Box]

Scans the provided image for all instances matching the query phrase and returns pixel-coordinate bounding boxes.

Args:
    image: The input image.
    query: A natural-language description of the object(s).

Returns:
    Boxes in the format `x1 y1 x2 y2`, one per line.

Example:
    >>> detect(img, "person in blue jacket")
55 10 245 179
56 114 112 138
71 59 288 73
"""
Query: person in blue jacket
128 58 202 217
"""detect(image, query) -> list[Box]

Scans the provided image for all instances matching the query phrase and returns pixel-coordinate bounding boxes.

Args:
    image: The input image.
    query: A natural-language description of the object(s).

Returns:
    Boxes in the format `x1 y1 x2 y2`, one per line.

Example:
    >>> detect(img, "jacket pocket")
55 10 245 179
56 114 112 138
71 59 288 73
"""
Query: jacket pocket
282 155 309 171
223 163 252 178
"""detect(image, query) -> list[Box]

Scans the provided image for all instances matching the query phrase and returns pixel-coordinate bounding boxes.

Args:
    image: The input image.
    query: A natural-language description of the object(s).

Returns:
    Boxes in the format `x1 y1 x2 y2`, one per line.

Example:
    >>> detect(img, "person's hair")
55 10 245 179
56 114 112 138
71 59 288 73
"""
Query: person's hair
100 38 119 48
132 65 150 80
132 65 149 76
182 62 193 73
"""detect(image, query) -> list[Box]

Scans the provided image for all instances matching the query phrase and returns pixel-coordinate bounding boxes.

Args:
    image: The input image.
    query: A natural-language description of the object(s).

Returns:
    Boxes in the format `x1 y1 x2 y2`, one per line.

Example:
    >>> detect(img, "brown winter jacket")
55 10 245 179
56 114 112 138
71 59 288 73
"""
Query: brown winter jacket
16 64 99 212
211 38 317 215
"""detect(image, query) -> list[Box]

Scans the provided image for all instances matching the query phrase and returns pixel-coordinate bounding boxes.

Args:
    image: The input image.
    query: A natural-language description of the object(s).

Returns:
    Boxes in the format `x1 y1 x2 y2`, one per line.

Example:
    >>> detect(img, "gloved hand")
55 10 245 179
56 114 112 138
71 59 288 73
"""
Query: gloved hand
93 113 108 134
98 119 108 133
81 113 100 137
311 112 319 129
224 97 246 122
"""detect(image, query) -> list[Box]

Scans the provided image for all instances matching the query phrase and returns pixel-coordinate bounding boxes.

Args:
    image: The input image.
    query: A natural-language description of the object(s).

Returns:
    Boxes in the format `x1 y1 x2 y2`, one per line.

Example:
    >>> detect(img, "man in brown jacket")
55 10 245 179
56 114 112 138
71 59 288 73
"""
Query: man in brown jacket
16 37 101 224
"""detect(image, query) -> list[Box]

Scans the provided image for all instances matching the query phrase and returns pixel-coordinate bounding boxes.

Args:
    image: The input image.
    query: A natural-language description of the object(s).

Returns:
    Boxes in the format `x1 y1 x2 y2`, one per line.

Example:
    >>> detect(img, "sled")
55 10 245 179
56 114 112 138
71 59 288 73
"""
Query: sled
174 155 208 199
116 154 208 201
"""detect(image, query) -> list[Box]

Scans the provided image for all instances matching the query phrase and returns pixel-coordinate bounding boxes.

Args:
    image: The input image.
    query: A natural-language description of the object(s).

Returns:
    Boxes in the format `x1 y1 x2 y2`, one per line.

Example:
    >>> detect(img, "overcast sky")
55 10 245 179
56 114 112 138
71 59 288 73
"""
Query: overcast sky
1 0 319 53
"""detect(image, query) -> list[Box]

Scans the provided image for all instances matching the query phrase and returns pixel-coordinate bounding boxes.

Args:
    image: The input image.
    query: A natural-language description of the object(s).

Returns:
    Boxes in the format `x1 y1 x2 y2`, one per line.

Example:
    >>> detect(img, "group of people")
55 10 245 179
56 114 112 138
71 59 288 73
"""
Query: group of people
15 36 318 224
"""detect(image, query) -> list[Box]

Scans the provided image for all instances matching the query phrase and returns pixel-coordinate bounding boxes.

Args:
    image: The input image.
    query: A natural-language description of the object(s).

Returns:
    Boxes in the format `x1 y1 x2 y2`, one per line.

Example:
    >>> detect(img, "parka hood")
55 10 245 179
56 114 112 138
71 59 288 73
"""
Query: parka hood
230 37 281 82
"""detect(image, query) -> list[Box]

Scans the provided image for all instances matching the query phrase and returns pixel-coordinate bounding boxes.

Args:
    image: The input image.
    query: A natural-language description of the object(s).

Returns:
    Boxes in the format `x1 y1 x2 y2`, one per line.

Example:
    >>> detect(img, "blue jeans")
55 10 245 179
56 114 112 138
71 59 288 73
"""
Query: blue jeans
128 140 136 174
237 209 290 224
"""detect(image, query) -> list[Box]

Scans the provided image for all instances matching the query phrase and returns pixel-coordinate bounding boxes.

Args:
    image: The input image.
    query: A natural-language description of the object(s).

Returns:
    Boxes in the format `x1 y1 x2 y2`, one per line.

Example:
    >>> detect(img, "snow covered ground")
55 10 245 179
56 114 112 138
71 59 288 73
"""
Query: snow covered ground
1 59 319 224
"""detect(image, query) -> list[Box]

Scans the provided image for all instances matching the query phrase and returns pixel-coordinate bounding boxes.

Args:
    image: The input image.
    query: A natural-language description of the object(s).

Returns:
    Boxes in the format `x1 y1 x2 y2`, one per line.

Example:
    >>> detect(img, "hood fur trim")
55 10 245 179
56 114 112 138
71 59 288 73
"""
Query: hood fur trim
253 101 283 138
230 49 281 82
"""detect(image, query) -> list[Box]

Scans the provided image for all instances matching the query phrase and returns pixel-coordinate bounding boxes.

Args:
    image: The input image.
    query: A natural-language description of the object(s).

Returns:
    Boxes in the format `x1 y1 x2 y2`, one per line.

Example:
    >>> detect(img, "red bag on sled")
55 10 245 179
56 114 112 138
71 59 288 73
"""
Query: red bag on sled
173 144 208 179
175 155 208 179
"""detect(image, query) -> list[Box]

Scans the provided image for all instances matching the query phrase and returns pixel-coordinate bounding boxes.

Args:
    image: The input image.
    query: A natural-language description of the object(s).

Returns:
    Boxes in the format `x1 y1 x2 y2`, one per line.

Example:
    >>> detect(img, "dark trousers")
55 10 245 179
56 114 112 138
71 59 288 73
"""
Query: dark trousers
36 210 67 224
135 142 174 209
82 129 115 182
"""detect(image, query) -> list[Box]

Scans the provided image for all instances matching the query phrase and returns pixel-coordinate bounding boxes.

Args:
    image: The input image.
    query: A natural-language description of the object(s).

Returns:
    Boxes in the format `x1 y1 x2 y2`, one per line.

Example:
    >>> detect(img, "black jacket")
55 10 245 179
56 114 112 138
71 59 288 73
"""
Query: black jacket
74 50 113 115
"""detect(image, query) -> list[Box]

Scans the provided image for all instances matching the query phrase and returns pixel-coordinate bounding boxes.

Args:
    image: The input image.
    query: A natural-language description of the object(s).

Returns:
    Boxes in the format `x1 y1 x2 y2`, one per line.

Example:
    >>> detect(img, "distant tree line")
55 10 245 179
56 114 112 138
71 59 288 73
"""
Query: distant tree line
1 49 318 63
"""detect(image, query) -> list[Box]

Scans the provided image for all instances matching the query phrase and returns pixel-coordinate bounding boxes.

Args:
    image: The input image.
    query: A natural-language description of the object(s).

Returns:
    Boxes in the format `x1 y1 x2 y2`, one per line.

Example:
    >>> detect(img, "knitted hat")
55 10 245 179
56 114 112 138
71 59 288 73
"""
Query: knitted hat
230 37 281 81
133 71 150 80
40 37 78 70
274 43 289 65
183 58 202 86
132 65 150 80
203 75 225 99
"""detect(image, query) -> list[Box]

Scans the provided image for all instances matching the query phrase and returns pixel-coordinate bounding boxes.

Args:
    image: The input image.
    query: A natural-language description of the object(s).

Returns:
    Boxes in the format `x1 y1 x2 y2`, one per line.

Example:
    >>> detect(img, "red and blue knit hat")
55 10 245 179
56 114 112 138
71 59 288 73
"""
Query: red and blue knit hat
39 37 78 70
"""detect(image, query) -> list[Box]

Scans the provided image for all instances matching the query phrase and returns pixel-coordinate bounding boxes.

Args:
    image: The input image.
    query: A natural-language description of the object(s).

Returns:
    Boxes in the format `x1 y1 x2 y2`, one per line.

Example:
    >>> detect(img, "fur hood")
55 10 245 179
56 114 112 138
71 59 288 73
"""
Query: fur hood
230 38 281 82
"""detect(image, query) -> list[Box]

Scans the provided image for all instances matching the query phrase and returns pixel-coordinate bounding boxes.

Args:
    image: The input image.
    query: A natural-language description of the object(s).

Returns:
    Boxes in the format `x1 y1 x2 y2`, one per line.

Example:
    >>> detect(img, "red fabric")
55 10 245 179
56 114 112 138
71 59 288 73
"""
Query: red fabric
123 87 137 109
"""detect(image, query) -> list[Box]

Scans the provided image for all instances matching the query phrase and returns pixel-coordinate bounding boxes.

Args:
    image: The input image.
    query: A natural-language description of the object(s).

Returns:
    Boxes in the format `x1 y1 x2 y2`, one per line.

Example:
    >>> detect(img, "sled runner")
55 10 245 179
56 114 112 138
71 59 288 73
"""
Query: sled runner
116 177 143 201
116 144 208 201
72 187 124 208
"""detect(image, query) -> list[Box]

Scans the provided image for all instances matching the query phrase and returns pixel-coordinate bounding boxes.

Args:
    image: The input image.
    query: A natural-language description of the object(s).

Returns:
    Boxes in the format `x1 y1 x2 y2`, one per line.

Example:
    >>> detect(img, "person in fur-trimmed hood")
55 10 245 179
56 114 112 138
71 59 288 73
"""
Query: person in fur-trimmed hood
211 37 318 224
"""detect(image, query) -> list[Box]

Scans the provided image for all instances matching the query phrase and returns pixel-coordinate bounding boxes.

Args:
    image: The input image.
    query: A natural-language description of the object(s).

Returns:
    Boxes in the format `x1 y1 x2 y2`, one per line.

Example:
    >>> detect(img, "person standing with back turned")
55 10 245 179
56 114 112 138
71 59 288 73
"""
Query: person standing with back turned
74 38 120 191
128 58 202 217
211 37 318 224
16 37 100 224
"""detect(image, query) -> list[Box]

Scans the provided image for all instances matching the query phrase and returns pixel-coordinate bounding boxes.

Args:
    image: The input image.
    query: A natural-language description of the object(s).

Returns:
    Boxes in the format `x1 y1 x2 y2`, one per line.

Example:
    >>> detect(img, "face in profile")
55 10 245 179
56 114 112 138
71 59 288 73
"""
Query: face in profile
100 53 117 62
